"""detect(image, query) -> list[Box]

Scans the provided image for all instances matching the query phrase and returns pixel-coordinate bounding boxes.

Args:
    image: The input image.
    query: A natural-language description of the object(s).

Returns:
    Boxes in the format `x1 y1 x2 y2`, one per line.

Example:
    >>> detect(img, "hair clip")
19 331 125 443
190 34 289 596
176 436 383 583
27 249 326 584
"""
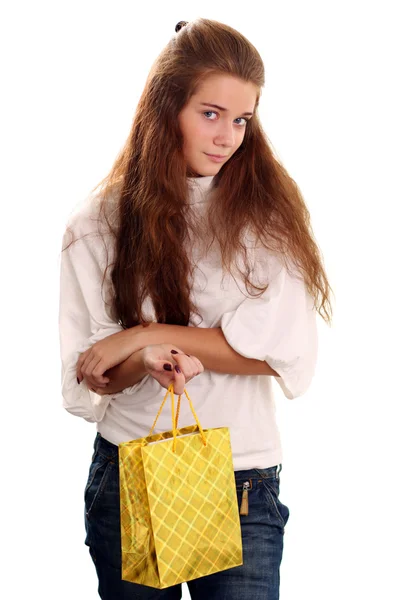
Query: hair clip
175 21 188 33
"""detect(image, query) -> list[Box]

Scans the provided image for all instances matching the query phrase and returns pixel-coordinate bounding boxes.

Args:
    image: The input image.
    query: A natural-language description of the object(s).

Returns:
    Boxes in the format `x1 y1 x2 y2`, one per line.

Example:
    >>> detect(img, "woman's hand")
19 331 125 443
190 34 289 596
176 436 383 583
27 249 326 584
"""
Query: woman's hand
76 324 163 388
76 328 142 387
88 344 204 396
142 344 204 395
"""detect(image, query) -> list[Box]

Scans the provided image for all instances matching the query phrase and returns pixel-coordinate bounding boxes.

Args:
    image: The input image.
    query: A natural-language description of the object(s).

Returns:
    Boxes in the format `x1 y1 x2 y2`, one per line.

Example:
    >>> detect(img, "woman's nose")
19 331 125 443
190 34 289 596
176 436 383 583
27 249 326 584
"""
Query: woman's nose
214 122 235 147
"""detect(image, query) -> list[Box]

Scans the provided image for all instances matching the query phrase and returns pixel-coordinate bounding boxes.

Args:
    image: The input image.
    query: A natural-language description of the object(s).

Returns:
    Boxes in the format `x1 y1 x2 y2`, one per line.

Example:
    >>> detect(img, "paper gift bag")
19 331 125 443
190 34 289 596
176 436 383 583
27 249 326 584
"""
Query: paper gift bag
118 383 243 589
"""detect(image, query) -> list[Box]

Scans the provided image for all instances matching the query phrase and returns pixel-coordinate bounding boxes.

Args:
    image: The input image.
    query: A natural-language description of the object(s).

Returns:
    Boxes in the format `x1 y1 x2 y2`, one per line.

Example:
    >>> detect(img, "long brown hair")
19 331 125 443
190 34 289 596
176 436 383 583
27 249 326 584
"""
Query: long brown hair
68 18 334 328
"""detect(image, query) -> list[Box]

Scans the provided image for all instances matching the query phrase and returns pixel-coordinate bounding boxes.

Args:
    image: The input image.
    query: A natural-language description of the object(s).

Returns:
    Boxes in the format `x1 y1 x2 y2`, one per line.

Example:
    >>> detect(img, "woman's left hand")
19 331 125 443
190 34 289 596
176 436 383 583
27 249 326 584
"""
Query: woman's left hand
76 329 141 386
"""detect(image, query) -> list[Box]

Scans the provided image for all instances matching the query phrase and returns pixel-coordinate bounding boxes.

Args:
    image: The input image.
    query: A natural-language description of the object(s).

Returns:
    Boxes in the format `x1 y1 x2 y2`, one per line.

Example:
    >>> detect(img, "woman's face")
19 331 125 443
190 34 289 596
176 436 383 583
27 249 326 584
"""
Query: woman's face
178 73 258 177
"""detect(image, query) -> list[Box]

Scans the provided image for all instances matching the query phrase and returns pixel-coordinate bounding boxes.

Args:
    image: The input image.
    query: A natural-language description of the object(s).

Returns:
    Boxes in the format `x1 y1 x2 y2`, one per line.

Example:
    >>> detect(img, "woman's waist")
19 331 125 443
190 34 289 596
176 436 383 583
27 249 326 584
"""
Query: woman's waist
110 370 274 408
98 374 279 453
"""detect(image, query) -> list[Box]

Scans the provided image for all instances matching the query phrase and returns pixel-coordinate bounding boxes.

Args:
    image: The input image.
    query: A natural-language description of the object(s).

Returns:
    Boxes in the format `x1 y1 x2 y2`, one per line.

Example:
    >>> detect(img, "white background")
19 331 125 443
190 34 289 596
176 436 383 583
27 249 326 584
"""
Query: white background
2 1 399 598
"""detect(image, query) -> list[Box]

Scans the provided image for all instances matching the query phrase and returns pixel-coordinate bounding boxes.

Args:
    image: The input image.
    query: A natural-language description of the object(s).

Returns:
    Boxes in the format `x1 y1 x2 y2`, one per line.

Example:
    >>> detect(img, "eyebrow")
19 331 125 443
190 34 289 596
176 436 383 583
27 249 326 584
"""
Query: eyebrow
200 102 254 117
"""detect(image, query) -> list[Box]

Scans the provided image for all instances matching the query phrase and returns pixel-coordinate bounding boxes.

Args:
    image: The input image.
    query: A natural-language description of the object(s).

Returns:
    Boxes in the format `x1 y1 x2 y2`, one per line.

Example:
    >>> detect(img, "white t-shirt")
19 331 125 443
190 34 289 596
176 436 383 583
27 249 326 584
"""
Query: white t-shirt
59 175 318 470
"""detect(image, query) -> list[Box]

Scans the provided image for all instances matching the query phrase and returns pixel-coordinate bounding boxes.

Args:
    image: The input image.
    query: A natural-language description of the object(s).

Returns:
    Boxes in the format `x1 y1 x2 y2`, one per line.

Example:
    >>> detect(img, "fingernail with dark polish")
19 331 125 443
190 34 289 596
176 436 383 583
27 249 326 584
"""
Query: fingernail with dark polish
171 350 178 354
163 363 172 371
77 378 80 384
175 365 181 374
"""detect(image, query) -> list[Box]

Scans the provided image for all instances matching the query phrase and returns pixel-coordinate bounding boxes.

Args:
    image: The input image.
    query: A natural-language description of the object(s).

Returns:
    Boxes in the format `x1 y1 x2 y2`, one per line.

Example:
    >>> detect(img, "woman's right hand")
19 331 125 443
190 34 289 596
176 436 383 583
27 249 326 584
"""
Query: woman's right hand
141 343 204 395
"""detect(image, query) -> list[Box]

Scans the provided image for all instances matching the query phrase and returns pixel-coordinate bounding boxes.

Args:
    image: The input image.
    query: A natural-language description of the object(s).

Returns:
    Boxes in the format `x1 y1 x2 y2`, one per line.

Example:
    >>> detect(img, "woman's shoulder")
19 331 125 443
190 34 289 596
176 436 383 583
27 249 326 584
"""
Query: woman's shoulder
61 186 120 264
65 185 120 239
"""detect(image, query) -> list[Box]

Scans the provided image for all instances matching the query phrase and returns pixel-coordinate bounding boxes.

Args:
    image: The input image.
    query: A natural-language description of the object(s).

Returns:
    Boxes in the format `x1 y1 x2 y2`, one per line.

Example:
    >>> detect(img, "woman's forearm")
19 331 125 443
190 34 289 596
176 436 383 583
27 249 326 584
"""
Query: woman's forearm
131 324 280 377
103 325 279 394
104 349 147 393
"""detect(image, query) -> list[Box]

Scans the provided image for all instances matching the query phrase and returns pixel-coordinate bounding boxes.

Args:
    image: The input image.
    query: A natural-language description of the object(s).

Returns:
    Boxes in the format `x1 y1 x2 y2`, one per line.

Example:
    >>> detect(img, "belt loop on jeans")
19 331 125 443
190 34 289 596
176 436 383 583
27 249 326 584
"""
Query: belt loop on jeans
276 463 282 481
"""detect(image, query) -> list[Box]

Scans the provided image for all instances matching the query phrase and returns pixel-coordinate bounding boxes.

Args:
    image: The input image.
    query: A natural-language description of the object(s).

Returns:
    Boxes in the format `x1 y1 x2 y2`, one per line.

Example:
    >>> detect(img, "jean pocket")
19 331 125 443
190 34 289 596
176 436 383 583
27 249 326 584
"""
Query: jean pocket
84 451 114 519
261 478 290 530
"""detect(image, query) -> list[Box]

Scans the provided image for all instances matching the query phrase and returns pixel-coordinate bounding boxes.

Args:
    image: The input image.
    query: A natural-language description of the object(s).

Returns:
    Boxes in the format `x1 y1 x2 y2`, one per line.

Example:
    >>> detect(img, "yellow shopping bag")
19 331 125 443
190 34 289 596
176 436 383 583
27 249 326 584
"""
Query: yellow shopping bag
118 383 243 589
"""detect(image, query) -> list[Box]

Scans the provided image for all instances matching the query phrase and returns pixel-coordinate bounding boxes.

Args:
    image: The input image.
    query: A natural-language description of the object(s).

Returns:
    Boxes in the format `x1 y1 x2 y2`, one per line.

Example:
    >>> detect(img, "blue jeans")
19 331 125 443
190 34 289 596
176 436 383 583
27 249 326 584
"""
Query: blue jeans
84 433 290 599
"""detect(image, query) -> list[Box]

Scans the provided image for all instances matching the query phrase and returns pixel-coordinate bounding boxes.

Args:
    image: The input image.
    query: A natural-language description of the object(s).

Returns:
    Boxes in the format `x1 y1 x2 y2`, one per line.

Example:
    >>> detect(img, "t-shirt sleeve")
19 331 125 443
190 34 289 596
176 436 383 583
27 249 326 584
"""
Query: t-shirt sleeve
220 255 318 399
58 202 147 423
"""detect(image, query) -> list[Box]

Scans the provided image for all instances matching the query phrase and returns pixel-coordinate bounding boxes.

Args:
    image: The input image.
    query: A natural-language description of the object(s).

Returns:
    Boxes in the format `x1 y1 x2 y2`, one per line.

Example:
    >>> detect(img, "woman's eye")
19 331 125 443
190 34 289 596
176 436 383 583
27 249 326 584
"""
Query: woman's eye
234 117 249 126
203 111 249 126
203 111 218 120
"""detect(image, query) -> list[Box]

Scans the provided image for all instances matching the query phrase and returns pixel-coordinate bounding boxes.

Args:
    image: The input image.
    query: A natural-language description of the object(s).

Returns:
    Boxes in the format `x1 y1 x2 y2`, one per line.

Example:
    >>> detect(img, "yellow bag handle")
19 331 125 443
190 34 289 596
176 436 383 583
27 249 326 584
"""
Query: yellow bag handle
148 384 207 452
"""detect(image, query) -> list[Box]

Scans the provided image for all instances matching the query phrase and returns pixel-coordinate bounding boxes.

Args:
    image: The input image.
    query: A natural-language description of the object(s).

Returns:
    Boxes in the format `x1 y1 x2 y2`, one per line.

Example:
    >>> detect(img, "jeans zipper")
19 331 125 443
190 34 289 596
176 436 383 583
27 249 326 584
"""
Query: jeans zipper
239 481 250 516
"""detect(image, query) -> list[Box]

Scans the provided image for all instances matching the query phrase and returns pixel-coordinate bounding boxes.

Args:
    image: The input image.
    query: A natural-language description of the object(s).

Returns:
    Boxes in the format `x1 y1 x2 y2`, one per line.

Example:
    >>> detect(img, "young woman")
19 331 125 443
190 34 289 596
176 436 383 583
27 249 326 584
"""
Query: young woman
59 18 333 600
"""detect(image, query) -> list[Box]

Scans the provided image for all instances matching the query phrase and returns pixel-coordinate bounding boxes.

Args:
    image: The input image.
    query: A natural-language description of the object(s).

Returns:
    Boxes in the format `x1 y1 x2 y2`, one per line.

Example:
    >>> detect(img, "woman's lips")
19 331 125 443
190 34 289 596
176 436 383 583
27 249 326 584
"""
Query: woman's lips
205 153 228 163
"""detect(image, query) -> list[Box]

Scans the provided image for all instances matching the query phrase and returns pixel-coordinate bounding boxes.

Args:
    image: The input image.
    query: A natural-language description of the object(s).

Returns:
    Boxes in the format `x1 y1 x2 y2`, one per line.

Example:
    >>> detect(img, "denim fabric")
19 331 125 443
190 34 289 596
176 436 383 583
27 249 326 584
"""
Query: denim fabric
84 433 290 599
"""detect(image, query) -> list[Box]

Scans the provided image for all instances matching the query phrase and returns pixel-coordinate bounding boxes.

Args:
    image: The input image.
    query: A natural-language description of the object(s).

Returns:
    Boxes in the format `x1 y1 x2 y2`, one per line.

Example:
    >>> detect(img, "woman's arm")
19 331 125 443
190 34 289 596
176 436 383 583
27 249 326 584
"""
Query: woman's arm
103 349 147 394
104 324 279 394
137 324 280 375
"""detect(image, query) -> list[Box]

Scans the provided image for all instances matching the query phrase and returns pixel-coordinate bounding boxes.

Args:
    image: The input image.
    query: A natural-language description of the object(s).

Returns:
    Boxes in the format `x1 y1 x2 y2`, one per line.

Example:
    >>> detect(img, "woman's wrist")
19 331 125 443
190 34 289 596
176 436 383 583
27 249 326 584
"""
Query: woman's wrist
127 322 169 353
104 347 147 392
